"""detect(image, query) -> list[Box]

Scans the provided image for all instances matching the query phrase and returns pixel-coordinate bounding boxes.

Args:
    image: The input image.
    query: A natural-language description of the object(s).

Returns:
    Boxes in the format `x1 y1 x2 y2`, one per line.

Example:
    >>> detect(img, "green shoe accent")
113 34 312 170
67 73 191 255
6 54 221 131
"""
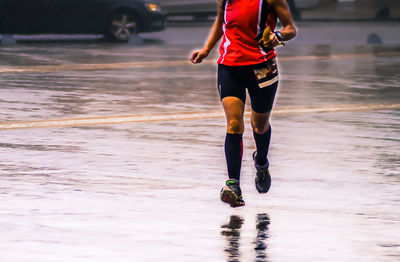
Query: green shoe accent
226 179 238 186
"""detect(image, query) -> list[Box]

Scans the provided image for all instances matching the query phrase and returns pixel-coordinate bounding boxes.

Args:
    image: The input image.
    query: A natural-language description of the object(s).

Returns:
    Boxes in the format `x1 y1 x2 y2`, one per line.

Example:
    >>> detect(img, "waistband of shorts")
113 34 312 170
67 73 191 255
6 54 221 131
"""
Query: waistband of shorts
218 58 276 70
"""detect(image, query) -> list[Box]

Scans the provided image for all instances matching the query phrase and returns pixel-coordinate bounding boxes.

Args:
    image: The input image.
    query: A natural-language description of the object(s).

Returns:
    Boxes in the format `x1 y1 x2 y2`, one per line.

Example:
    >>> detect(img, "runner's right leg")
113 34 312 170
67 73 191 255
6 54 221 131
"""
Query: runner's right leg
223 96 244 181
220 96 245 207
218 64 246 207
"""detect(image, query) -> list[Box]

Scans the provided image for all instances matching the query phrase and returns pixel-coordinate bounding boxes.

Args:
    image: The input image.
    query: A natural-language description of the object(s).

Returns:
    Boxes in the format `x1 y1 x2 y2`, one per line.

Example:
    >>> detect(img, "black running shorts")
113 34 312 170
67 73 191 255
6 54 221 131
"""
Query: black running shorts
217 58 279 113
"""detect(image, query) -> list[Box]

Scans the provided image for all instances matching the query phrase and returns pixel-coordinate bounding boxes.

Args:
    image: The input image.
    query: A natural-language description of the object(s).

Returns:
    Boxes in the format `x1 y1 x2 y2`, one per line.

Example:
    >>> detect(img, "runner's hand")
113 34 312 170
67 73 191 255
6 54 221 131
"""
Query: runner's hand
190 49 209 64
256 26 283 50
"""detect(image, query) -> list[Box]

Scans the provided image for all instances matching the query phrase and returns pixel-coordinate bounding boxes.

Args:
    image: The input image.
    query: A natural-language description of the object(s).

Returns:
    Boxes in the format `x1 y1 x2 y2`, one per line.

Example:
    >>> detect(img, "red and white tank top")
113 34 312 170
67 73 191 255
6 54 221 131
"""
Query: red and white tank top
218 0 277 66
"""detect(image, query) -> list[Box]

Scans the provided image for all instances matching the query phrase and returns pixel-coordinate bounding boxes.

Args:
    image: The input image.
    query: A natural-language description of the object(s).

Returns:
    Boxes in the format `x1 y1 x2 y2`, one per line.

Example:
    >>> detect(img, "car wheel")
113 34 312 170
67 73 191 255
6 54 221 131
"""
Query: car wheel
108 11 138 42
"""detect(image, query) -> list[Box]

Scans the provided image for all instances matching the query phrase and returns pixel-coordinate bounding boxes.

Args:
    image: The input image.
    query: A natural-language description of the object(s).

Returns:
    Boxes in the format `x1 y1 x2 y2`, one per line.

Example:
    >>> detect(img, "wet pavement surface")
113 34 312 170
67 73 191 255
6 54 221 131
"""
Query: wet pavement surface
1 23 400 261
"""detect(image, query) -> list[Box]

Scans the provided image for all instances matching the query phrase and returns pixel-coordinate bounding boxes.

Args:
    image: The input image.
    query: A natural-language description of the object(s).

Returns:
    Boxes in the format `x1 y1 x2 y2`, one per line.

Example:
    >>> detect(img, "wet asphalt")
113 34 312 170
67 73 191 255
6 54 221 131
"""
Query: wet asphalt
0 22 400 261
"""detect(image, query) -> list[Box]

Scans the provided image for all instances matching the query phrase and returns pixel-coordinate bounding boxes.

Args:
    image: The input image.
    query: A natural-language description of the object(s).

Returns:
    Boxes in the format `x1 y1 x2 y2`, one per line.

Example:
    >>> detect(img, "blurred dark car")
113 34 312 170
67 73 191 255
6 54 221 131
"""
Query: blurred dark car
0 0 166 42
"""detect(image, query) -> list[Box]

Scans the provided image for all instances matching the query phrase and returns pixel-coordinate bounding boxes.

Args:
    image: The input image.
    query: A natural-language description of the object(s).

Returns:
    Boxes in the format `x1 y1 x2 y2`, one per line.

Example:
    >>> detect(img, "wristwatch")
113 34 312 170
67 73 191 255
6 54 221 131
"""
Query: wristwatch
274 31 283 41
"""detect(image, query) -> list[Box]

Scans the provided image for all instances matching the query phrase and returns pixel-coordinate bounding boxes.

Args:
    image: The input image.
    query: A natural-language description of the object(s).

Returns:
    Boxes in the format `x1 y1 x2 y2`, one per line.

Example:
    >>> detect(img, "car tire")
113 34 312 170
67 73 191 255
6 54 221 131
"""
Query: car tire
107 10 138 42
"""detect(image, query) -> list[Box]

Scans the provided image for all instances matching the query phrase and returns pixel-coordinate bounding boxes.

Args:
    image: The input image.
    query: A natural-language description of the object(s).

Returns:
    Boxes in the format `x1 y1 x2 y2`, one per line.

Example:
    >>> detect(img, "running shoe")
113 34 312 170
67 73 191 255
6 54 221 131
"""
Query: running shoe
220 179 245 207
253 151 271 193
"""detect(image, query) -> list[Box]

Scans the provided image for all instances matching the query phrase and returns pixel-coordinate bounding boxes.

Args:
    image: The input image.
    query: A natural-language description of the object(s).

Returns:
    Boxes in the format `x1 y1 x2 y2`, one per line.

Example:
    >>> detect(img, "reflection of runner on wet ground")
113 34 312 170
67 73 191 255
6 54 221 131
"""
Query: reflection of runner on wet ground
221 215 244 262
221 214 271 262
254 214 270 262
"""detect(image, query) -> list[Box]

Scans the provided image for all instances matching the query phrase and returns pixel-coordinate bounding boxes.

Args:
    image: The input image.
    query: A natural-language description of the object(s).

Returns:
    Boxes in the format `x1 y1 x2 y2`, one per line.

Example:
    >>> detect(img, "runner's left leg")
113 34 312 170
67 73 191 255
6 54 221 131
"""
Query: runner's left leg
247 59 279 193
251 111 272 167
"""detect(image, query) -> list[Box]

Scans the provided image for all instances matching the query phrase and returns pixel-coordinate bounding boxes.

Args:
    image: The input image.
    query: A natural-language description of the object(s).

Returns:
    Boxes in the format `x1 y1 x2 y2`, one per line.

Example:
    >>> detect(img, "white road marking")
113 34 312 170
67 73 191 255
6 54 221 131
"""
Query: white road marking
0 52 399 74
0 103 399 130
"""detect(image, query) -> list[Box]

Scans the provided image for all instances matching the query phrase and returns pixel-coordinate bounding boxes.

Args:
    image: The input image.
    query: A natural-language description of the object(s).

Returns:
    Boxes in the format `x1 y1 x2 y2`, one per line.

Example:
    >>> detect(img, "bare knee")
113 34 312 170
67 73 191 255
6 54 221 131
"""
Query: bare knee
227 119 244 134
251 111 271 134
252 118 270 134
253 123 270 134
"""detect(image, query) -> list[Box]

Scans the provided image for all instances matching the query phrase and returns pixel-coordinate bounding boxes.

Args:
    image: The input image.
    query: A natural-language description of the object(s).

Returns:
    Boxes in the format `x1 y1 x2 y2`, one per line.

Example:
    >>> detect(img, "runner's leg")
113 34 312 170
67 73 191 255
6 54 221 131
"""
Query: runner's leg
251 111 272 166
222 96 245 181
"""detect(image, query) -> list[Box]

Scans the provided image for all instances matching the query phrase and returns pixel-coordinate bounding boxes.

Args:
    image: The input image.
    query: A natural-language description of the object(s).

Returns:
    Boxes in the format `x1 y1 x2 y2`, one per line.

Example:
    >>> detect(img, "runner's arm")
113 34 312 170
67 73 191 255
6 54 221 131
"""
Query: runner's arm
190 1 224 64
272 0 297 40
264 0 297 48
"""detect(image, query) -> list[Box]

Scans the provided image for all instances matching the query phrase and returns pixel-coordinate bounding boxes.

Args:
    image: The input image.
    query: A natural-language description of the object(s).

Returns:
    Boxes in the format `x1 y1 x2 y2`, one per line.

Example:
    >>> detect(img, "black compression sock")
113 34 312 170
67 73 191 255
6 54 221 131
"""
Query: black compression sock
225 133 243 181
253 126 271 167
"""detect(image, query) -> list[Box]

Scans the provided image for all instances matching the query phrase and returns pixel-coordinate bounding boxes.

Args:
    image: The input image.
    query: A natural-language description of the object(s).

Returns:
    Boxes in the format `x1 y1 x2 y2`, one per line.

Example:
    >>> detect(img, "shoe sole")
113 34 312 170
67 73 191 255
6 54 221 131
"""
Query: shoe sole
220 186 245 207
